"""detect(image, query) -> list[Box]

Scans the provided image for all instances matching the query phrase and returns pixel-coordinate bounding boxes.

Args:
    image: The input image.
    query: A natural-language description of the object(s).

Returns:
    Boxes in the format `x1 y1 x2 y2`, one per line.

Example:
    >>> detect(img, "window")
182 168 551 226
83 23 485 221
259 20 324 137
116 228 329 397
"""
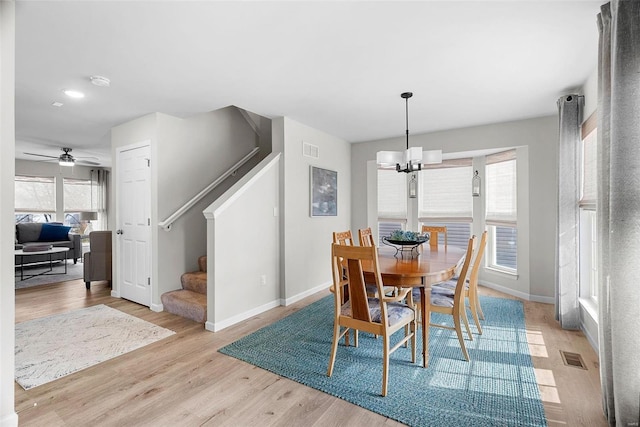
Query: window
63 178 92 232
15 175 56 223
418 159 473 246
485 150 517 272
377 168 407 243
579 123 598 304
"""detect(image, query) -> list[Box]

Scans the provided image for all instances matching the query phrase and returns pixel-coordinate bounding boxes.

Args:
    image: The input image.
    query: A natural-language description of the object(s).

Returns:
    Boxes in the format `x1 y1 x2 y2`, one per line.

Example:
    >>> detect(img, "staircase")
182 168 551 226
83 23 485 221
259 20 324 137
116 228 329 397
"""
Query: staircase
161 256 207 323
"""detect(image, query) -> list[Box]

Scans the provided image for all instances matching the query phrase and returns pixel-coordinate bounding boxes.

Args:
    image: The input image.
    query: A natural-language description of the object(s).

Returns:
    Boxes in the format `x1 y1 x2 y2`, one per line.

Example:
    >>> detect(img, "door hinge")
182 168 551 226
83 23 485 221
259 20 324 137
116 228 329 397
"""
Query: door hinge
147 277 151 286
148 218 150 226
146 158 150 167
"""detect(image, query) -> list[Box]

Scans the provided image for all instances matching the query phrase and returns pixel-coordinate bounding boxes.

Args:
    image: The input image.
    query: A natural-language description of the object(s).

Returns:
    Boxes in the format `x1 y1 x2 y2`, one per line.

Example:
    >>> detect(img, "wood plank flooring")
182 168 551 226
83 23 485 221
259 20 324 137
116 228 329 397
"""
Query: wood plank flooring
14 280 607 426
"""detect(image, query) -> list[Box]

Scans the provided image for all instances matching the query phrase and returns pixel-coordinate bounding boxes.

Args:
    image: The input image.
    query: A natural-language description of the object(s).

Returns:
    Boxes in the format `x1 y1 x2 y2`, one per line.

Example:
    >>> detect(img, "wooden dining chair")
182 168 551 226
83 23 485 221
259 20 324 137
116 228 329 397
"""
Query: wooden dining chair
432 230 487 334
421 225 448 249
411 236 475 361
358 227 376 247
328 243 416 396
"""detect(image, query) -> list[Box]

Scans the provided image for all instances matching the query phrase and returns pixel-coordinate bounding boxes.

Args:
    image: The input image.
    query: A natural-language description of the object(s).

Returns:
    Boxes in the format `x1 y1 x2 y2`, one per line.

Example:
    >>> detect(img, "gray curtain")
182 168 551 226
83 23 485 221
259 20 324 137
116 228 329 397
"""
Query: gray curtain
555 94 583 330
92 169 110 230
597 1 640 425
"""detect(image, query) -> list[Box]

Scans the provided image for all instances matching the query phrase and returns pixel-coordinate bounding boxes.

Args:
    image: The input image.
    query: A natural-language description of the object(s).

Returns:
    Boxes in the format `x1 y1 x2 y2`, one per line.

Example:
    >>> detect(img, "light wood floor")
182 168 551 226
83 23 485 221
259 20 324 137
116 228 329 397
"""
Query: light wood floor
14 279 607 426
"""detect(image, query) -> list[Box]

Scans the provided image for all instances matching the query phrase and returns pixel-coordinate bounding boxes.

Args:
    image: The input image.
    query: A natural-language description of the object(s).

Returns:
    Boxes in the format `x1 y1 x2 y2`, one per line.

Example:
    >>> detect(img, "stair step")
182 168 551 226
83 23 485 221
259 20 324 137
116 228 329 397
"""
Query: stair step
161 289 207 323
181 270 206 294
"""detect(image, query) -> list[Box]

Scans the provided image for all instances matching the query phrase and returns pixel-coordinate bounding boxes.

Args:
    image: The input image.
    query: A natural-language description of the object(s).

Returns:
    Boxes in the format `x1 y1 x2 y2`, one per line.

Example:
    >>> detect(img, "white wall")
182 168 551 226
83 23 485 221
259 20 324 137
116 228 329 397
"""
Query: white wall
352 116 558 301
277 117 351 302
0 1 17 425
204 154 280 331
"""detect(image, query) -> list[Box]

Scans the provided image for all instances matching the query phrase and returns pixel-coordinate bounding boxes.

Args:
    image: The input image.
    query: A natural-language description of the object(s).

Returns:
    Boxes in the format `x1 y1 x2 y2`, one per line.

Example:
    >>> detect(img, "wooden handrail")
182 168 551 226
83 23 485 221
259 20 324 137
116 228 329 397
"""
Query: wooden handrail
158 147 260 231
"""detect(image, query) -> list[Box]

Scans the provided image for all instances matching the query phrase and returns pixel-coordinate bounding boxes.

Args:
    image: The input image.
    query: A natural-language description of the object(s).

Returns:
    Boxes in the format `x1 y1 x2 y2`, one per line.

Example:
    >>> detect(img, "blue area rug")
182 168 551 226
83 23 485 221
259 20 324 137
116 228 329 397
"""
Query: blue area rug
219 295 547 427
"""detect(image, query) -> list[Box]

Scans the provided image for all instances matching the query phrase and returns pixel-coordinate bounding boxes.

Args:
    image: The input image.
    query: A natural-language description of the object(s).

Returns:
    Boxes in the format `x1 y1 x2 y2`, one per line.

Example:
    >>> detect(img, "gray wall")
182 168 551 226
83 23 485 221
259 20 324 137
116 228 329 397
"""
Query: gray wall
351 115 558 301
111 107 269 309
275 117 352 302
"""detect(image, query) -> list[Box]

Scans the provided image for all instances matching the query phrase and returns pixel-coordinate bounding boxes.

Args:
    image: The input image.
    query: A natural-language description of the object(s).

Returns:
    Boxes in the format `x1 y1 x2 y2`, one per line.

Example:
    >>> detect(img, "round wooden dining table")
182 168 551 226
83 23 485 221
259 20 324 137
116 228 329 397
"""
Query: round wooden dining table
362 244 467 368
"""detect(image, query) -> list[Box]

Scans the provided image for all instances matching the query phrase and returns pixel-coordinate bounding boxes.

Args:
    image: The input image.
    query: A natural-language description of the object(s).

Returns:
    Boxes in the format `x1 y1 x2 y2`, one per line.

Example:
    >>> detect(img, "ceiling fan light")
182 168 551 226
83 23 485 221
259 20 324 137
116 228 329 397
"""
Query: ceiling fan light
59 153 75 166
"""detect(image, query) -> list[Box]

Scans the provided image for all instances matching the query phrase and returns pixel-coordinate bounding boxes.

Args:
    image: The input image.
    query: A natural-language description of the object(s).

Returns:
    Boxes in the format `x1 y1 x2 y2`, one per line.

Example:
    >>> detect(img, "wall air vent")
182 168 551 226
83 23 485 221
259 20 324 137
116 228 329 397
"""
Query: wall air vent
560 350 587 369
302 141 319 159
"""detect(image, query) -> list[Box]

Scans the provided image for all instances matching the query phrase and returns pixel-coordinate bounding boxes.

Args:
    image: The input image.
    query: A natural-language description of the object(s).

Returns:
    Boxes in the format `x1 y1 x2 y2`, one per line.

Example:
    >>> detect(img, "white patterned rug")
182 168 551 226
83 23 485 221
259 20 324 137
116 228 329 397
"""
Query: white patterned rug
15 305 175 390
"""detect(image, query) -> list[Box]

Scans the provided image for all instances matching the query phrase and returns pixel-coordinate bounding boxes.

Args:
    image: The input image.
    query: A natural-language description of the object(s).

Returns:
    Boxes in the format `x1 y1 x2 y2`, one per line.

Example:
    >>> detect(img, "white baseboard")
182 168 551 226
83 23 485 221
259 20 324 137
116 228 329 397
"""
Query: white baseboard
204 282 332 333
206 299 281 332
0 412 18 427
110 290 120 298
150 303 163 312
479 281 554 304
281 281 331 306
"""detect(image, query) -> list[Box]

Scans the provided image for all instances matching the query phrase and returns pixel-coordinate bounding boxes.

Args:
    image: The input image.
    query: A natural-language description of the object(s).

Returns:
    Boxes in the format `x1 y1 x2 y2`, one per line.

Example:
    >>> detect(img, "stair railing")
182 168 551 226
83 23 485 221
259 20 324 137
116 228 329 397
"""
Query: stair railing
158 147 260 231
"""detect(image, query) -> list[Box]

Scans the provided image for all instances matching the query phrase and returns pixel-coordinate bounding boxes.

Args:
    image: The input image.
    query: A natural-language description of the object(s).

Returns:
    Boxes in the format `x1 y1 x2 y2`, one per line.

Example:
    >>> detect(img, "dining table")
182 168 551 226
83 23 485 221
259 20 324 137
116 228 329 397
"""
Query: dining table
361 244 467 368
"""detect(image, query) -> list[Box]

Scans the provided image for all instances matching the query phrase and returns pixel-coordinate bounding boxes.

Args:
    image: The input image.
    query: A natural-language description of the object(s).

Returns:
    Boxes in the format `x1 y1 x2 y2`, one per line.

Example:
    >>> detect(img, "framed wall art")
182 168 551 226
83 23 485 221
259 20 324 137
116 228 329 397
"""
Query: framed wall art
310 166 337 217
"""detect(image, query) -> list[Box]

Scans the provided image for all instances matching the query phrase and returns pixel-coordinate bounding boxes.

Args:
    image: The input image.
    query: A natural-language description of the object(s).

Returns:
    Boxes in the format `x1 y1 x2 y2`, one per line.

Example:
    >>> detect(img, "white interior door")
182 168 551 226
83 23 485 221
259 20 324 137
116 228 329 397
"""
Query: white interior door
117 144 151 306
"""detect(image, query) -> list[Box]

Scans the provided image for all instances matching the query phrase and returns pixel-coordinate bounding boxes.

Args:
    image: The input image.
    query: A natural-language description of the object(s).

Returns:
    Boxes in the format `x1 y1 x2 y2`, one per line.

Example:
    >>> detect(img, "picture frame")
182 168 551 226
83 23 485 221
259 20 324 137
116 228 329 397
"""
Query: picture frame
310 166 337 217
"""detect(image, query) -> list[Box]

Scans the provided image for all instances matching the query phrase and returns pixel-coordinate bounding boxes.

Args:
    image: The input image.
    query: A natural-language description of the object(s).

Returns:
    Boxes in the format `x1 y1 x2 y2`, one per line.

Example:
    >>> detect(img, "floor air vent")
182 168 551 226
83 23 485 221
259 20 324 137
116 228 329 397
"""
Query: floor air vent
560 350 587 369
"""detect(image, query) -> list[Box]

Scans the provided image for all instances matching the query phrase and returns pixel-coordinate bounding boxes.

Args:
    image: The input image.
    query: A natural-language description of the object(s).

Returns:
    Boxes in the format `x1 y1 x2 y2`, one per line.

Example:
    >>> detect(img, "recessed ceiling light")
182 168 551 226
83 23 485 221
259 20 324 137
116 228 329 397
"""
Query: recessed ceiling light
63 89 85 99
90 75 110 87
52 101 64 107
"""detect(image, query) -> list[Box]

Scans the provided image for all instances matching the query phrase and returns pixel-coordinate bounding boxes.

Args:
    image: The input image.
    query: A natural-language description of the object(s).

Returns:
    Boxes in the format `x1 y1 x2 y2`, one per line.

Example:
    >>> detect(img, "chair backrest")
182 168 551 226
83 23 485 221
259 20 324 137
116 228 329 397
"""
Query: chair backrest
421 225 447 248
358 227 376 247
468 231 487 286
452 236 476 305
331 243 387 326
88 231 112 279
333 230 355 246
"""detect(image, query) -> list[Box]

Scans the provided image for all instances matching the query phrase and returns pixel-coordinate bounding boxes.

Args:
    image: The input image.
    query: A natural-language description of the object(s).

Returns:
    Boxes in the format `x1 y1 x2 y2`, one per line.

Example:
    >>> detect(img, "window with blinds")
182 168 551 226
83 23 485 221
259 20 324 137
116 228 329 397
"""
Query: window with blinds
579 113 598 306
377 169 407 220
485 150 517 226
15 175 56 214
63 178 92 212
485 150 517 272
418 159 473 221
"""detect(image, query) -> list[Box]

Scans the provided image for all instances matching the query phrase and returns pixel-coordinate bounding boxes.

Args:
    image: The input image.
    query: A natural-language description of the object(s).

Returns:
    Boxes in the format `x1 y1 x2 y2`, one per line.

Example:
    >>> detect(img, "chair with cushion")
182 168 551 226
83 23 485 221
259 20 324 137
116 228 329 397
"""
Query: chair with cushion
327 243 416 396
83 231 112 290
432 230 488 334
412 236 475 361
421 225 448 249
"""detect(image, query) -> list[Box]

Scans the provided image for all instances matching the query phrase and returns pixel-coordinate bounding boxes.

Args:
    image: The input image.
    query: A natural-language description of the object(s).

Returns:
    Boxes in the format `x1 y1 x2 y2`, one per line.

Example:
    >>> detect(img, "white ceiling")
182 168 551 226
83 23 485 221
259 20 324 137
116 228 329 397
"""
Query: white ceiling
15 1 603 167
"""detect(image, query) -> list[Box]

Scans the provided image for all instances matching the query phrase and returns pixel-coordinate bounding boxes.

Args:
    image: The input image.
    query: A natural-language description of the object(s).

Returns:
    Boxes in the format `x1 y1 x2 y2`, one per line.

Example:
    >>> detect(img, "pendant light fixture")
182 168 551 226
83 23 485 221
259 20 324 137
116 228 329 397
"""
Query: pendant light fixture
376 92 442 173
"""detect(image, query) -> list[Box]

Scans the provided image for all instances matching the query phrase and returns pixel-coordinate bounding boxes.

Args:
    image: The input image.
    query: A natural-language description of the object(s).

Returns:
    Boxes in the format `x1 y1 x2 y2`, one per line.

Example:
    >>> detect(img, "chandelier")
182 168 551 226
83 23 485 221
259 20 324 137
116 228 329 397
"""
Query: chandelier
376 92 442 173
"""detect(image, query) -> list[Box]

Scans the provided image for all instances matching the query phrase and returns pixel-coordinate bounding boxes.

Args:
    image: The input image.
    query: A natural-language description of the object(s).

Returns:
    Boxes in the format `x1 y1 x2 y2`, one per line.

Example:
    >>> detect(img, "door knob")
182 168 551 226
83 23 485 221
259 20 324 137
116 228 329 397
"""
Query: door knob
116 229 123 235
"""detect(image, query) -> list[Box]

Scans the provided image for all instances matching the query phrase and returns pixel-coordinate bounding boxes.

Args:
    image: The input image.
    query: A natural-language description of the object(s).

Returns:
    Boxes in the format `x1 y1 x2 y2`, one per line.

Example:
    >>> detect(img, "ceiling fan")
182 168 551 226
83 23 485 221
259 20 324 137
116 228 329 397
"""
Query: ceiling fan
23 147 101 166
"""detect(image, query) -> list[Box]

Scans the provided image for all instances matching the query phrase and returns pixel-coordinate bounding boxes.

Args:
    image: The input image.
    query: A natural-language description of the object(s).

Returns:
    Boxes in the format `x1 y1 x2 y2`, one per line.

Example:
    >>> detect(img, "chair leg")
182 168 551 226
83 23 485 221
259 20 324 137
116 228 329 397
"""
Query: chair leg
382 334 390 397
453 315 470 361
327 323 341 376
462 307 473 341
411 319 417 363
468 299 483 335
476 295 485 320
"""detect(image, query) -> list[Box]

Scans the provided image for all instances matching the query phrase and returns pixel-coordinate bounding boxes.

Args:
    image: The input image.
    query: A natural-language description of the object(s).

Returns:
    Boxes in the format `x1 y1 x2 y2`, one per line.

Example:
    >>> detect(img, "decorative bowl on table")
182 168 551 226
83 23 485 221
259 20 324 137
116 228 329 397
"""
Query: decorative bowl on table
382 231 429 258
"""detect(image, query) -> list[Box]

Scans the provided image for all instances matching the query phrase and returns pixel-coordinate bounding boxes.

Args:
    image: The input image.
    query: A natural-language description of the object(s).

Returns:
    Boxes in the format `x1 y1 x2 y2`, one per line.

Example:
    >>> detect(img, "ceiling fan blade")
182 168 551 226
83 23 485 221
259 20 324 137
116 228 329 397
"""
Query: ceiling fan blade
76 159 101 166
24 152 58 159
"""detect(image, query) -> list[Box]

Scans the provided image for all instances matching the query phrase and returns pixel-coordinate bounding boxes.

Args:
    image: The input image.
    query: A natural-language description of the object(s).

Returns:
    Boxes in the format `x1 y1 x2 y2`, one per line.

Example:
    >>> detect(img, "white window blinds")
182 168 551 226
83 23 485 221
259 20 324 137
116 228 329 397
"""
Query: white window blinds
378 169 407 219
580 128 597 209
15 175 56 212
64 178 92 212
485 150 517 225
418 159 473 220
